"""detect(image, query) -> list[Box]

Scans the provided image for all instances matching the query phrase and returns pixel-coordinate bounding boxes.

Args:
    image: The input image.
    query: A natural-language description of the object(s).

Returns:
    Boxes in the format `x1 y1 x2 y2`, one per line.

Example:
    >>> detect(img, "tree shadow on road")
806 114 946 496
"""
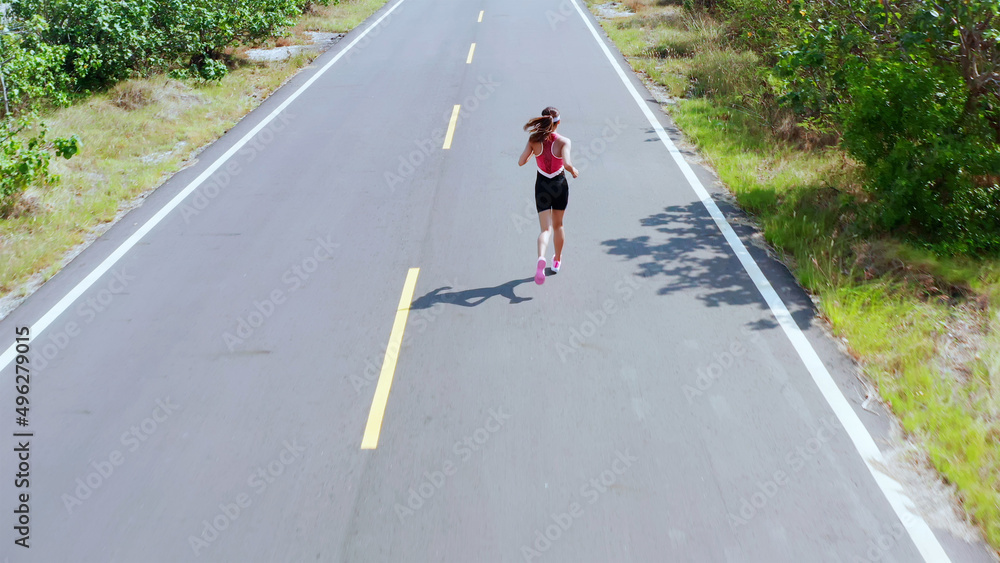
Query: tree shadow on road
601 201 814 330
410 277 534 309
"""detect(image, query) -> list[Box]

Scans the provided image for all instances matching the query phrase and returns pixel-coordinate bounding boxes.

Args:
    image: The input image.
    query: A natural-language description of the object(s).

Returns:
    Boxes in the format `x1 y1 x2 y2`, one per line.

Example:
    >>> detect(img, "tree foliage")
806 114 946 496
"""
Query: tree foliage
9 0 323 87
0 15 72 115
699 0 1000 253
0 14 78 214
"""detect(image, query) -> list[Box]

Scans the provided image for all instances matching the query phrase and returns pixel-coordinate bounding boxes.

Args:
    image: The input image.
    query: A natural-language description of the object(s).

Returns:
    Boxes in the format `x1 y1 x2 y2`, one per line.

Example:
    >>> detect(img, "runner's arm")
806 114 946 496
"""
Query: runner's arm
561 138 579 178
518 140 535 166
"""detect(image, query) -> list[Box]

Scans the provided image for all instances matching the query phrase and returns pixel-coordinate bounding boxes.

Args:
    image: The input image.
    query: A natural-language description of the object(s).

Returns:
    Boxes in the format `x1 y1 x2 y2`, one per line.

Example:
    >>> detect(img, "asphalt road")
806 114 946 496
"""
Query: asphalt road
0 0 996 561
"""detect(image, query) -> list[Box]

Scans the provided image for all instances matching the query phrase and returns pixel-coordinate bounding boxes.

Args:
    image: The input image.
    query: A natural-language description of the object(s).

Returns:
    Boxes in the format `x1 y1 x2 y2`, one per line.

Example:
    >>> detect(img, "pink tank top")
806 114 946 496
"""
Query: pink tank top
535 133 564 178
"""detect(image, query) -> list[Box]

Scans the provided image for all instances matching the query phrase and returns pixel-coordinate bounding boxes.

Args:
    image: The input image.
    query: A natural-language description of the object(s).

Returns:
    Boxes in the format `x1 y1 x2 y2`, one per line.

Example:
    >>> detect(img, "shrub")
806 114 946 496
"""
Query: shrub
841 59 1000 253
715 0 798 59
11 0 172 90
694 0 1000 254
0 117 79 216
11 0 310 86
179 0 303 61
0 16 73 116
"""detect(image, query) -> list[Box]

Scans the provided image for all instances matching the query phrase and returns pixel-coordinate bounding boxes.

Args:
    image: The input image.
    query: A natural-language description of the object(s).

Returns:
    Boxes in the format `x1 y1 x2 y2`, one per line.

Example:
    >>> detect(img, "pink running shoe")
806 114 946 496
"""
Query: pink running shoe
552 258 561 273
535 258 546 285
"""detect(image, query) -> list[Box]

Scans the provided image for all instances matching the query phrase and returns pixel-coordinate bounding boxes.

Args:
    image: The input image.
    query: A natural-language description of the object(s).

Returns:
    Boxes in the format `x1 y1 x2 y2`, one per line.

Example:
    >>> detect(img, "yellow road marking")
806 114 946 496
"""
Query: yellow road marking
478 10 484 22
443 105 461 149
466 43 476 64
360 268 421 450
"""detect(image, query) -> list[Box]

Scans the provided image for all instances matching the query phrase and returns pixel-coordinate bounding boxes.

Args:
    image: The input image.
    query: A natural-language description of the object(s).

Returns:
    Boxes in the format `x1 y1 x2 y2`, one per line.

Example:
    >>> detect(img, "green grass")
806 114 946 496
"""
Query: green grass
0 0 388 297
826 285 1000 542
648 27 702 57
687 49 760 97
593 0 1000 551
604 25 648 57
296 0 388 33
630 57 690 97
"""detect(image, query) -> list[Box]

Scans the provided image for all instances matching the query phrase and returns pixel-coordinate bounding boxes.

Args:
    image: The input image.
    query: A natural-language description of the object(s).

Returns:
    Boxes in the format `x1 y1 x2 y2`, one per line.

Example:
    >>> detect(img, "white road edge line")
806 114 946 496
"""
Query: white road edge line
566 1 951 561
0 0 409 372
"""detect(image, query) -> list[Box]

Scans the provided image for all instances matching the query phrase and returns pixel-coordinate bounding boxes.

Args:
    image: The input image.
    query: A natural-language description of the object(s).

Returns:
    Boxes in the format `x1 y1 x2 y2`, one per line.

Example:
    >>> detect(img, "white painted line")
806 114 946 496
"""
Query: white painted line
566 0 951 561
0 0 410 373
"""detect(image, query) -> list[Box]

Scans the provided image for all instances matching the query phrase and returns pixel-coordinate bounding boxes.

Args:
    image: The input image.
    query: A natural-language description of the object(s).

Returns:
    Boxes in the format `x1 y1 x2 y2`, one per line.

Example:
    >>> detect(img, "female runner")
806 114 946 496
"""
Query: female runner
518 107 579 285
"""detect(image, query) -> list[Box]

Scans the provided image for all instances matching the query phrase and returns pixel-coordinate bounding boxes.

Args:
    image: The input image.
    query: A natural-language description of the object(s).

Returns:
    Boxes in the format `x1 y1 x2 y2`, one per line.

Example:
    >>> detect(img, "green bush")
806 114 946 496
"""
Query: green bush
12 0 173 90
0 14 80 212
0 16 73 116
695 0 1000 254
716 0 797 58
11 0 313 87
0 117 79 216
179 0 301 61
841 59 1000 252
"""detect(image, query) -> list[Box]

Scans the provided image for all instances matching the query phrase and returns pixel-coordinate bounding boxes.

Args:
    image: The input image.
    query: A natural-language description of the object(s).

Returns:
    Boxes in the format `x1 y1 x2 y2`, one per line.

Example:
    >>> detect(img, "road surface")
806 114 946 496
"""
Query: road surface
1 0 995 561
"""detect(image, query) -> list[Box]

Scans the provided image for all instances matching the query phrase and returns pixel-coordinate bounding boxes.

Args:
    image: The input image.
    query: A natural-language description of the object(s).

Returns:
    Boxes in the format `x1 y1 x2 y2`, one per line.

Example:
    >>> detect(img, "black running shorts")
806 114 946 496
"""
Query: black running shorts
535 171 569 212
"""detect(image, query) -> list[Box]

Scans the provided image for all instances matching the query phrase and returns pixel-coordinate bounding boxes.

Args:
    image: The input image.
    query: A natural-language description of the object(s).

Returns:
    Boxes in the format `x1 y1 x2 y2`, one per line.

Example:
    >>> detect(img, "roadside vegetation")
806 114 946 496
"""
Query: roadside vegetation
589 0 1000 549
0 0 386 297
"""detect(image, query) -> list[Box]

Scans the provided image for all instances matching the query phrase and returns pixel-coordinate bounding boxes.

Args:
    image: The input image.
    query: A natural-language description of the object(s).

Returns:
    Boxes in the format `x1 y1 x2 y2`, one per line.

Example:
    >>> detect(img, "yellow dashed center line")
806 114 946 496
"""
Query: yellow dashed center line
466 43 476 64
360 267 421 450
443 105 461 149
478 10 484 22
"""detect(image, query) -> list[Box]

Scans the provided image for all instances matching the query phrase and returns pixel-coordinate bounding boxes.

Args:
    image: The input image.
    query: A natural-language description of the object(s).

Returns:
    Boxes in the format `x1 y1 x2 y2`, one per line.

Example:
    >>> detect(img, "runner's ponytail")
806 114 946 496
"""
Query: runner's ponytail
524 107 560 143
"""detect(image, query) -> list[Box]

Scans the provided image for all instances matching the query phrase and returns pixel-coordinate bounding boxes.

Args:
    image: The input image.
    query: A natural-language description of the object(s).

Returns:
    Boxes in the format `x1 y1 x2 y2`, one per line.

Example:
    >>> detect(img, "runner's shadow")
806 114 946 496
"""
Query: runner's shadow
410 278 534 309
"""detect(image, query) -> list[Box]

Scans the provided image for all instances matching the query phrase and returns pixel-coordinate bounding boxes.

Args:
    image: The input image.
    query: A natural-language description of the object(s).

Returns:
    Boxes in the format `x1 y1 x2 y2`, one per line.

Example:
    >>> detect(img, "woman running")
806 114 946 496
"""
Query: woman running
518 106 579 285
